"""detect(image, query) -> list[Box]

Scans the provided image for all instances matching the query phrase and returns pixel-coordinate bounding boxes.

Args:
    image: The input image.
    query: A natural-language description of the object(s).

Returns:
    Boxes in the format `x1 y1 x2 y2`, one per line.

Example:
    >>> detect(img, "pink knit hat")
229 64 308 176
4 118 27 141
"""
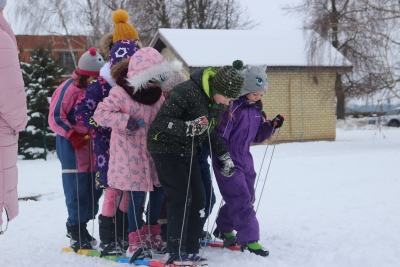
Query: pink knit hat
126 47 182 93
77 47 105 76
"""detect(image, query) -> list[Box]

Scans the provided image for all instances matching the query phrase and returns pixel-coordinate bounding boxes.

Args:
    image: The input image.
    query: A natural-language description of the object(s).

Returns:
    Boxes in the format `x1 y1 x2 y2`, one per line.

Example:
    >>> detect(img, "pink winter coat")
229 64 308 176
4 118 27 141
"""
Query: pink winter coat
48 72 92 172
0 14 28 227
93 86 163 192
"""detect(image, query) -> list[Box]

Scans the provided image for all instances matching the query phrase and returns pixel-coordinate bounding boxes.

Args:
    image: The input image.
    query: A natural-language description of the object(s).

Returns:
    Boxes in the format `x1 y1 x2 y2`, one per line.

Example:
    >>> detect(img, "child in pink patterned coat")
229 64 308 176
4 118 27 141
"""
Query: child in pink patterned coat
94 47 183 259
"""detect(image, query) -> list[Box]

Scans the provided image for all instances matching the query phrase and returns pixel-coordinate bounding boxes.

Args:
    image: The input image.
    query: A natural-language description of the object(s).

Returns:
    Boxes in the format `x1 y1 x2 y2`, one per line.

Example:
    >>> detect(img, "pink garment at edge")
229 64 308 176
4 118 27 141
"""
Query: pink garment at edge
93 87 163 192
0 14 28 226
102 187 129 216
48 72 92 172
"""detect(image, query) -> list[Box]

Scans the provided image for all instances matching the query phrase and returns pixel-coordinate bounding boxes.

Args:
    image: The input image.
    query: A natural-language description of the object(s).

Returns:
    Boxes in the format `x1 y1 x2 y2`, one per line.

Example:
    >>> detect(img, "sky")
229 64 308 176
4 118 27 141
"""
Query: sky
1 119 400 267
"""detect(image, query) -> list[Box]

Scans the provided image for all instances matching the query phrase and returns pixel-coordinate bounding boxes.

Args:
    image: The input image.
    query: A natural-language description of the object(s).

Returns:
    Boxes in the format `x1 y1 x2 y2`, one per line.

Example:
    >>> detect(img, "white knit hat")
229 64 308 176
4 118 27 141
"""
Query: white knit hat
77 47 105 76
0 0 7 9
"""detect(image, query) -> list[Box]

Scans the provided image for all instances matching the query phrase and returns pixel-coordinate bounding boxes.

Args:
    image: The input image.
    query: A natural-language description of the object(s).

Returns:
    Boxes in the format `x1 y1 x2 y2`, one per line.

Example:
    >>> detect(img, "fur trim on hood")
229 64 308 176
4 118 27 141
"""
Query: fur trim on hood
97 32 114 60
126 58 183 93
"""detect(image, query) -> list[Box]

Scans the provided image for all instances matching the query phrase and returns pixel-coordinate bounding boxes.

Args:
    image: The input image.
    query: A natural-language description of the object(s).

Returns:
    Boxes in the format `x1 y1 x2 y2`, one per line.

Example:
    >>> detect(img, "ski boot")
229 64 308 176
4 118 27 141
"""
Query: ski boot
241 241 269 257
213 228 240 248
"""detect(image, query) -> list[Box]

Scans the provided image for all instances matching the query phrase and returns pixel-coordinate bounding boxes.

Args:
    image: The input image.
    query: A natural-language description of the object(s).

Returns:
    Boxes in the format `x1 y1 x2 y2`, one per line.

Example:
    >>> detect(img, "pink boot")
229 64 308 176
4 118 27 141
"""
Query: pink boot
143 224 166 254
126 229 149 259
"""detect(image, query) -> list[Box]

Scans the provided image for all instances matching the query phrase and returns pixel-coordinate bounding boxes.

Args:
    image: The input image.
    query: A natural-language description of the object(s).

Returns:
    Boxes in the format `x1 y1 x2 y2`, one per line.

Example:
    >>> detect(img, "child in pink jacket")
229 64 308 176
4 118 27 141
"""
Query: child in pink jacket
48 48 105 251
94 47 182 259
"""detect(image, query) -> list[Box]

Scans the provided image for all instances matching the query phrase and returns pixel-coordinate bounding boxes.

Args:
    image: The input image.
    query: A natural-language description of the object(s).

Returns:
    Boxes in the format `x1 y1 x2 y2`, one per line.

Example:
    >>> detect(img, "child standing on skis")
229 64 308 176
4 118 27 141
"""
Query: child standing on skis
74 38 140 255
94 47 183 259
212 65 284 257
48 48 105 250
75 10 141 256
147 60 245 266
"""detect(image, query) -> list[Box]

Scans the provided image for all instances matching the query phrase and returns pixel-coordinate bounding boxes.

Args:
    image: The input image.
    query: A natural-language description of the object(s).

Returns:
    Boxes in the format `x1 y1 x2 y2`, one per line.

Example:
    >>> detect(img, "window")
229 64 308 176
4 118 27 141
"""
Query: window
58 52 77 73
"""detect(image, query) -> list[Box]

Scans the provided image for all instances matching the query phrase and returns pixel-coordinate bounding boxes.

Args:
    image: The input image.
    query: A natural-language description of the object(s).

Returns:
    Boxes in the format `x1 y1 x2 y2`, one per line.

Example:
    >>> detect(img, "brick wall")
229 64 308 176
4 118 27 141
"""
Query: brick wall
264 70 336 142
159 47 337 143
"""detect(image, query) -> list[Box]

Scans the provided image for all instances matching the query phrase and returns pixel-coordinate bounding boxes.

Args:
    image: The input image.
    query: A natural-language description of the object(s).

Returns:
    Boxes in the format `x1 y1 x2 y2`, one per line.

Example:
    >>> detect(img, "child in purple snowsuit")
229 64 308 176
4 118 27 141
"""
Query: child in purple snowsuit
74 39 140 255
212 65 284 257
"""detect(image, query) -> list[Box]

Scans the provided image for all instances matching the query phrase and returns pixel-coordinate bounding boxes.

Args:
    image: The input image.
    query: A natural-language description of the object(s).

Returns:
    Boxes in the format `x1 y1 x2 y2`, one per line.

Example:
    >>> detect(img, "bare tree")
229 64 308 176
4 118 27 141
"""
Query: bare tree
13 0 257 52
285 0 400 119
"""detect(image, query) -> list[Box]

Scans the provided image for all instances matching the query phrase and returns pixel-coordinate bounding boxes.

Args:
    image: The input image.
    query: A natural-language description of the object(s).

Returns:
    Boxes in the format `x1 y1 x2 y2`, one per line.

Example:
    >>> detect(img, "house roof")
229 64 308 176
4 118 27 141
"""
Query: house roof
150 28 352 69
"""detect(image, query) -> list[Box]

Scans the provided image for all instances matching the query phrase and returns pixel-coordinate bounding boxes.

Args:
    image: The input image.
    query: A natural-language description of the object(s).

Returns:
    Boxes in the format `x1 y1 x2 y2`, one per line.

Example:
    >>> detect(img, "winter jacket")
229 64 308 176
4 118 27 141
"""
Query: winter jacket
74 63 114 188
48 73 91 172
216 96 275 150
0 15 28 227
93 86 163 191
147 67 227 157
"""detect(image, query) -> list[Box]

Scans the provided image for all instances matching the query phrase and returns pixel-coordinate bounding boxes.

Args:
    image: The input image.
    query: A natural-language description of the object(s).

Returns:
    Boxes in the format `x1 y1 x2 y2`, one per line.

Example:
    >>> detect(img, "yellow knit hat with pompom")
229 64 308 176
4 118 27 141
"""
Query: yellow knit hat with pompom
112 9 139 43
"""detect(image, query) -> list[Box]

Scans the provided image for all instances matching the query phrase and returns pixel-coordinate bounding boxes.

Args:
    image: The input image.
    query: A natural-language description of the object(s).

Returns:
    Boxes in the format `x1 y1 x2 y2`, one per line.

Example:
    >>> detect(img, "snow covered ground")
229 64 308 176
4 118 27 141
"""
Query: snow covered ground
1 119 400 267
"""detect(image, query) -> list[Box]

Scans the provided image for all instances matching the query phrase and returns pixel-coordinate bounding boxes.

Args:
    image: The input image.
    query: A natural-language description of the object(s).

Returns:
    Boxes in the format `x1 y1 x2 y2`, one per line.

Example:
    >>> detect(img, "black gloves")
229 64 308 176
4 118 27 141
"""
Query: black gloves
271 114 284 128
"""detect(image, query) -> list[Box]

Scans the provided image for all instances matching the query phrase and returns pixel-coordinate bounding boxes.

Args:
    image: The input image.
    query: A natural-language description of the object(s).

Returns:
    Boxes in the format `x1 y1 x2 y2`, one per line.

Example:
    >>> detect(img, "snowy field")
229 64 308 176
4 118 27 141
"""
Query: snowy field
1 119 400 267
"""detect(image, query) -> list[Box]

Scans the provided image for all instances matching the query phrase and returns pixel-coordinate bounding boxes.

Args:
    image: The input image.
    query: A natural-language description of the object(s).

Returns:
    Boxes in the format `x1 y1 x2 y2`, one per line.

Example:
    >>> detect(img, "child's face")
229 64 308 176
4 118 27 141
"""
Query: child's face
245 92 264 103
213 94 231 105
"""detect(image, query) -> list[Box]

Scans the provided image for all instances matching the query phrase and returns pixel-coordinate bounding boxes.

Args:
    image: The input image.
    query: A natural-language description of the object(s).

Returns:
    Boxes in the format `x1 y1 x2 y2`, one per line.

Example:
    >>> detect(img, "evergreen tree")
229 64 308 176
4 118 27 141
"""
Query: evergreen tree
19 46 66 159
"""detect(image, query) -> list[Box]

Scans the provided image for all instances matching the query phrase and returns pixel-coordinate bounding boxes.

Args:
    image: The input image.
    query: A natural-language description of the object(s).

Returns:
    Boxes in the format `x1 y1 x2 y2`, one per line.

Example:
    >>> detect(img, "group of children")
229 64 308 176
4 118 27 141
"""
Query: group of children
48 9 284 267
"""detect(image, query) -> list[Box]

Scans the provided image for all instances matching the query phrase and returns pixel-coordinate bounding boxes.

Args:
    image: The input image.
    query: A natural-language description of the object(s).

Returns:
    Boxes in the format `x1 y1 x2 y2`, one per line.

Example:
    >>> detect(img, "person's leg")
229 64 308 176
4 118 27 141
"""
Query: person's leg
57 135 92 249
184 159 206 254
128 191 145 233
197 143 215 219
151 153 192 255
86 172 102 222
212 154 259 244
146 186 165 225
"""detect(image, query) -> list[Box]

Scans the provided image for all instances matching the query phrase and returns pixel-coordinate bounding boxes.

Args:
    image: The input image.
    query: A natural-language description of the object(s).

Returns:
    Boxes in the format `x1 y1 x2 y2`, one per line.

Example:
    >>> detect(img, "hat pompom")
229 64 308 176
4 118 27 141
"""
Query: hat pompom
112 9 129 24
232 60 244 71
89 47 96 56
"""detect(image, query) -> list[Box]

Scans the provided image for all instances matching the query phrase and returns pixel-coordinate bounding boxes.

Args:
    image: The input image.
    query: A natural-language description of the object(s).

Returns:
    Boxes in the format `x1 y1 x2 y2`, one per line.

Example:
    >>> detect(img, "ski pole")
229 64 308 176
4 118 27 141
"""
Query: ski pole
255 127 281 214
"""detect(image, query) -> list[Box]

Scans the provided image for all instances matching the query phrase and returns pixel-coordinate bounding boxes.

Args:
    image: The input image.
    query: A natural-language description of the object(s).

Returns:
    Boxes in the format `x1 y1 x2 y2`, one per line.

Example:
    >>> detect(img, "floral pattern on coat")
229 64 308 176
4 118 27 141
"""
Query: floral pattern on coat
93 86 163 191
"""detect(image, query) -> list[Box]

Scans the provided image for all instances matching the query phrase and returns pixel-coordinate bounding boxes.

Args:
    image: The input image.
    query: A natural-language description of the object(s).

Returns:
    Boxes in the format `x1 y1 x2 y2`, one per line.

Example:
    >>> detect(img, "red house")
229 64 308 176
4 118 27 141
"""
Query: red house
16 35 88 74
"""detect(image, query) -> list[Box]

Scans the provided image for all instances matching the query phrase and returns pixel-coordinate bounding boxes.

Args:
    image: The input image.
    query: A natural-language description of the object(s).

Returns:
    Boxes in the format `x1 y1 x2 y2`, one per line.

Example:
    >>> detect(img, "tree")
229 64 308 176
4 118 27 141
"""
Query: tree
285 0 400 119
19 46 66 159
13 0 257 47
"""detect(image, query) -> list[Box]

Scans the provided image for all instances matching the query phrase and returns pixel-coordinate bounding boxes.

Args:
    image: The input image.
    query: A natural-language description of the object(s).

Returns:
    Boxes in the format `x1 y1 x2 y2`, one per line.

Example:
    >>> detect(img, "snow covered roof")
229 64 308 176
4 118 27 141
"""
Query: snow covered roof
150 28 352 69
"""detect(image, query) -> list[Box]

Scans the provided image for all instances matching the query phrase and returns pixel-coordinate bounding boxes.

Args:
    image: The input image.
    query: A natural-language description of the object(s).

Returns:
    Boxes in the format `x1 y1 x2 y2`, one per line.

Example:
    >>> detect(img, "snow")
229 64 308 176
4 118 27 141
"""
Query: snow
1 119 400 267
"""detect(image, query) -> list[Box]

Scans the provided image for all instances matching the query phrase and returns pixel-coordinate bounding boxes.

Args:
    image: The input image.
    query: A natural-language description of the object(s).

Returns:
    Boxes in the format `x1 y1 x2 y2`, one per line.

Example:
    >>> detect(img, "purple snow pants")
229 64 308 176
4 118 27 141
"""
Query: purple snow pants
212 150 260 244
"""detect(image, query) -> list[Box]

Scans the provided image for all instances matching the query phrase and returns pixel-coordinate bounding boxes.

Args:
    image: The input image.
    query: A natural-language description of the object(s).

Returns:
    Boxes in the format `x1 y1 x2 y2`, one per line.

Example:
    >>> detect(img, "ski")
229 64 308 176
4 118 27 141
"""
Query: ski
61 247 151 265
200 239 241 251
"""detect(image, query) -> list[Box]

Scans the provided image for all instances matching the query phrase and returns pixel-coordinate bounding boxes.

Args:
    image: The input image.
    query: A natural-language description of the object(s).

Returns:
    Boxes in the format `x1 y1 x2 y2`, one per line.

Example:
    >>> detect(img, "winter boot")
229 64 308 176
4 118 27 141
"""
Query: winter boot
67 221 97 247
241 241 269 257
83 221 98 247
126 229 151 261
67 223 92 252
98 214 122 257
142 224 166 254
116 209 129 252
213 228 240 247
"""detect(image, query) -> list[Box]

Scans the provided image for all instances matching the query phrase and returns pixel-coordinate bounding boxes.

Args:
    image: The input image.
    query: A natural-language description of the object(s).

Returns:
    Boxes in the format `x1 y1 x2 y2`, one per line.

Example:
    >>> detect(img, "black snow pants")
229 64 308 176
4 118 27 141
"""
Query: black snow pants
151 153 205 255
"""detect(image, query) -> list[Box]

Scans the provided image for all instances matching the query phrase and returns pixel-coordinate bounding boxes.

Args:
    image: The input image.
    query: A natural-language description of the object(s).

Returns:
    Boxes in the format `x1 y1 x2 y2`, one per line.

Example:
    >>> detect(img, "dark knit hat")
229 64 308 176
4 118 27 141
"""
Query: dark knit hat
109 39 140 68
77 47 105 76
112 9 139 43
212 60 245 99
